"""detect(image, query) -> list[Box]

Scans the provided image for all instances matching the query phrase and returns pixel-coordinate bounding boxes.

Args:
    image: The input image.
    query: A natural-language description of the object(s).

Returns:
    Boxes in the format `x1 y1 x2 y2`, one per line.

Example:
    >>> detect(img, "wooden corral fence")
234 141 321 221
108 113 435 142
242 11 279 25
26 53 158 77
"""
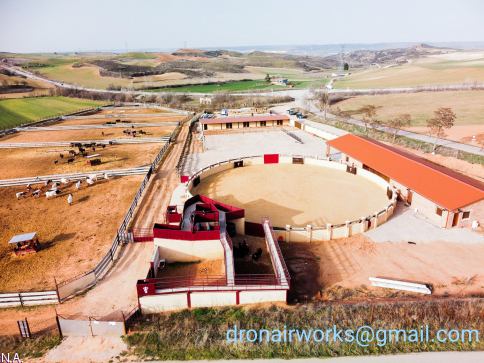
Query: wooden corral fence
0 166 151 187
0 291 58 307
62 113 179 120
53 113 196 303
0 137 170 149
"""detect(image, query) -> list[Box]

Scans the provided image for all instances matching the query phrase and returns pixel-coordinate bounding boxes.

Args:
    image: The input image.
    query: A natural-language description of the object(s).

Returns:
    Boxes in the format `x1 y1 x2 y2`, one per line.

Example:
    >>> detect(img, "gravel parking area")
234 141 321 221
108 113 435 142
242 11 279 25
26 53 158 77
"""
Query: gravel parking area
182 130 340 174
365 202 484 243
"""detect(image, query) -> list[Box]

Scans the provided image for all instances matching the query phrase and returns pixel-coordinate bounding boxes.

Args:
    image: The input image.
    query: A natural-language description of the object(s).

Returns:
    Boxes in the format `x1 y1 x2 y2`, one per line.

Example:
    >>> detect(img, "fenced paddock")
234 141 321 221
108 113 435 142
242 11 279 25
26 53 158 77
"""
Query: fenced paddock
0 175 145 294
15 121 180 132
0 143 165 180
0 137 170 149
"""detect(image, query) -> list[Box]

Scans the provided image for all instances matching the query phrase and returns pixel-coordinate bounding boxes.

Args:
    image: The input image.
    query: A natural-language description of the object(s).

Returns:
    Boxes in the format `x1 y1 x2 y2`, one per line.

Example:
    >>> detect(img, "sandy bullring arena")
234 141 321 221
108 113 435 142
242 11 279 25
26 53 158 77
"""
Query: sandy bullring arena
191 163 391 227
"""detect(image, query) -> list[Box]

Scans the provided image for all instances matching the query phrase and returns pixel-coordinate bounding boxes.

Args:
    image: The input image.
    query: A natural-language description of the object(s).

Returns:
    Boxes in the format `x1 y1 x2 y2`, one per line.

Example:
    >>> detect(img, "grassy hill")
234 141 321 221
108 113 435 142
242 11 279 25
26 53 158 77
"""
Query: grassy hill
0 97 106 129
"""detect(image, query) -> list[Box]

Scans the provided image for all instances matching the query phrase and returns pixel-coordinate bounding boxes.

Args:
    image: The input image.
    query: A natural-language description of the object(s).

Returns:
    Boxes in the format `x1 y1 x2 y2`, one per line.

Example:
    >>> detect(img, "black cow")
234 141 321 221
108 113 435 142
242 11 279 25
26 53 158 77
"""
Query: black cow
67 158 74 164
252 248 263 262
59 154 64 158
53 160 58 165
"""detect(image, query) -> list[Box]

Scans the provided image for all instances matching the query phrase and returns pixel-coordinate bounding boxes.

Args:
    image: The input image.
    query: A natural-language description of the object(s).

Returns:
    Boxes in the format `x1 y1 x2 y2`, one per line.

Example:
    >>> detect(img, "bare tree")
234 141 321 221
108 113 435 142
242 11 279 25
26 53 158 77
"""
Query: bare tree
301 93 310 113
310 86 329 119
386 113 412 143
360 104 381 131
427 107 456 151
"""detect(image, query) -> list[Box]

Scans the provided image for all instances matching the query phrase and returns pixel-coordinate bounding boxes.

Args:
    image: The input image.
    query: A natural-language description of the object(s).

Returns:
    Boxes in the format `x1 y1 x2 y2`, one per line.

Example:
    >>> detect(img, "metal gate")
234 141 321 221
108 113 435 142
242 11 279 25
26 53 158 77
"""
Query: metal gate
118 228 153 242
292 156 304 164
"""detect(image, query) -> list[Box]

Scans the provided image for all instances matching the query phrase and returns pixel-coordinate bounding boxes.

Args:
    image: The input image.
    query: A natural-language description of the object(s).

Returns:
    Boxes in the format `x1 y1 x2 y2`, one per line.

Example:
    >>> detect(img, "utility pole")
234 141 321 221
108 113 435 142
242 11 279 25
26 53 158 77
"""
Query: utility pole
184 41 187 59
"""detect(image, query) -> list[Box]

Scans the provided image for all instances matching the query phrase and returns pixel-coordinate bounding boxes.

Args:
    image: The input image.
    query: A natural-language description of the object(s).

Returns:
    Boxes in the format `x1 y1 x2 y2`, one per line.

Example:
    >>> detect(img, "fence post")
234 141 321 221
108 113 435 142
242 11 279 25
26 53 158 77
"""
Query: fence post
54 276 61 304
19 293 23 307
110 248 114 261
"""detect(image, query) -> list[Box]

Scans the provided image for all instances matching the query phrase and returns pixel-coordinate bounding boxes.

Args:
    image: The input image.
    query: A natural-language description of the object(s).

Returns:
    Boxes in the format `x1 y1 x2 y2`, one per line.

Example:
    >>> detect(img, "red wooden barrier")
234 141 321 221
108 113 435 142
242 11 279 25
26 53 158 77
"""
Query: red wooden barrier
264 154 279 164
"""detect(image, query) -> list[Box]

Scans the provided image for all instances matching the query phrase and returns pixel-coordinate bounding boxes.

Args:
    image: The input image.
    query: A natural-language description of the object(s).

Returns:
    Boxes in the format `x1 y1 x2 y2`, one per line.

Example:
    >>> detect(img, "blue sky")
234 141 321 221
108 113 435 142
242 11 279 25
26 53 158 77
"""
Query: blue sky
0 0 483 53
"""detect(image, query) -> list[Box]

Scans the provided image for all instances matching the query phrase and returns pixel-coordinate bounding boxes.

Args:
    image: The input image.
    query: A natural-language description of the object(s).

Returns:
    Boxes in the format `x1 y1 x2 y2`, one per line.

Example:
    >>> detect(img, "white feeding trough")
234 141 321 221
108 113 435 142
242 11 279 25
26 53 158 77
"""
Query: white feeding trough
369 277 431 294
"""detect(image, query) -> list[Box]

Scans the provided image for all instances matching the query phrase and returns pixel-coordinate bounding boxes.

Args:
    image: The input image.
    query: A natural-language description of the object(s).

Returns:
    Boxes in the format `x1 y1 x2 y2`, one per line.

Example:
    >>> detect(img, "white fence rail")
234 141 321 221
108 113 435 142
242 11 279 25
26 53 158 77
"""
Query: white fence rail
369 277 432 294
0 137 170 149
15 121 180 132
0 291 59 307
63 113 180 120
0 166 150 187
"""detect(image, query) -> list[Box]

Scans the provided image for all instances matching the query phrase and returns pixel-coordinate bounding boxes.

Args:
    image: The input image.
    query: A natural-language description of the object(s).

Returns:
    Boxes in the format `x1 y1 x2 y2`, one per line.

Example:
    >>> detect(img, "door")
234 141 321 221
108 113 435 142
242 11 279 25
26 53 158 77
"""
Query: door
452 213 460 227
407 191 412 205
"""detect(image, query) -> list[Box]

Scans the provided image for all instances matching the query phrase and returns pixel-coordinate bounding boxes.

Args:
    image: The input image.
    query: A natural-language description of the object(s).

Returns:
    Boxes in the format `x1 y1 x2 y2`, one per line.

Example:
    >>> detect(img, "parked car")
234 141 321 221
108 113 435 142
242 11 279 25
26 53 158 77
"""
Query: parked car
296 113 305 119
287 110 295 115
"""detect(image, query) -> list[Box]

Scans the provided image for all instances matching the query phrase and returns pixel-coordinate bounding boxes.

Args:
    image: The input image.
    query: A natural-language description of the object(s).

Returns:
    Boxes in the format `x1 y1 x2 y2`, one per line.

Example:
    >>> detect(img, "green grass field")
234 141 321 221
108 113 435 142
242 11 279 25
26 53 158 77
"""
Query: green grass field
148 78 327 93
0 97 106 129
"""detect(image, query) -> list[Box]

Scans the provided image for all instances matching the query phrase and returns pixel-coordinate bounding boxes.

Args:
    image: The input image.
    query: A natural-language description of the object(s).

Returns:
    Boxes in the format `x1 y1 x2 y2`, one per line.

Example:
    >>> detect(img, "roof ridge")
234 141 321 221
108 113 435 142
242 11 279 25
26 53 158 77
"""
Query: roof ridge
355 135 484 196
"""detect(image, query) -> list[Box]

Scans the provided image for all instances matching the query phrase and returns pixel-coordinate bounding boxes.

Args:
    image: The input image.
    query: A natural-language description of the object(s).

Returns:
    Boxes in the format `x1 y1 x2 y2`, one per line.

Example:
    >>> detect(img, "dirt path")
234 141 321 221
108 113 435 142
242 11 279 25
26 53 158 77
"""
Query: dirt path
0 122 190 337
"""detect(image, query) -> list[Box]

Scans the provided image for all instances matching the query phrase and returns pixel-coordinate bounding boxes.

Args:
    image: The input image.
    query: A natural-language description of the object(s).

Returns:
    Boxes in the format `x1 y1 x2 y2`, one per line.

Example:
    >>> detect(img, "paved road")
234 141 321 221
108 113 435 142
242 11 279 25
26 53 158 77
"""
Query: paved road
138 351 484 363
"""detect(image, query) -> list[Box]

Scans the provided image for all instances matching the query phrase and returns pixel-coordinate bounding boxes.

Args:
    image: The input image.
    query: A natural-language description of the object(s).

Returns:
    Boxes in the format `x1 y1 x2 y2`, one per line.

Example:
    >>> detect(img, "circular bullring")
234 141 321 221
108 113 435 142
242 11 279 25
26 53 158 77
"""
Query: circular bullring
188 157 393 228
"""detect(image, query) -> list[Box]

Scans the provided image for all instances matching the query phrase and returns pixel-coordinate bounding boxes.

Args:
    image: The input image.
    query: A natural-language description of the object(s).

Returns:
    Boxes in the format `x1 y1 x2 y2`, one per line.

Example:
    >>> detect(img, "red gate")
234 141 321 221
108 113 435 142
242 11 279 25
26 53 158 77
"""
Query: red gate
118 228 154 242
245 222 265 237
264 154 279 164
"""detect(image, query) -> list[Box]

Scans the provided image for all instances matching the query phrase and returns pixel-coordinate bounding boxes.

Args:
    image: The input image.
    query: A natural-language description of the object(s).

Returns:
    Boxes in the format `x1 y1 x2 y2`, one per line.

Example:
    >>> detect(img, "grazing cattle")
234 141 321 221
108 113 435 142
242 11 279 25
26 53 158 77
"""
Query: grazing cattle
92 147 95 151
76 181 82 190
16 191 26 199
26 184 31 192
67 158 74 164
252 248 263 262
60 178 69 185
96 143 102 147
68 194 73 206
79 147 85 153
82 152 88 157
88 174 98 181
45 179 52 187
59 154 64 159
46 190 60 199
101 144 106 149
32 190 41 198
242 240 250 256
86 178 95 186
104 173 109 181
109 141 114 145
53 160 58 165
69 150 76 155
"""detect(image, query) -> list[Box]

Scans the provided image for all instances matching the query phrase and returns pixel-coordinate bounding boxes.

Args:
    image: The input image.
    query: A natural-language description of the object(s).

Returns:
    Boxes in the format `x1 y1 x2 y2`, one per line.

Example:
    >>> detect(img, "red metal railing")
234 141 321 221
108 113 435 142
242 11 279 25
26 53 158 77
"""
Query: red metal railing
139 274 284 294
224 231 233 250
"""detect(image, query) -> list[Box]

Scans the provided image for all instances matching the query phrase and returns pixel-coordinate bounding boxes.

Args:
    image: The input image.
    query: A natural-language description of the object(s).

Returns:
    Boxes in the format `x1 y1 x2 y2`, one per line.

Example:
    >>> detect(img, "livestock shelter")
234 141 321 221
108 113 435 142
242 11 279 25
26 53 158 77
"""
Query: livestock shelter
326 134 484 229
200 115 290 131
9 232 41 256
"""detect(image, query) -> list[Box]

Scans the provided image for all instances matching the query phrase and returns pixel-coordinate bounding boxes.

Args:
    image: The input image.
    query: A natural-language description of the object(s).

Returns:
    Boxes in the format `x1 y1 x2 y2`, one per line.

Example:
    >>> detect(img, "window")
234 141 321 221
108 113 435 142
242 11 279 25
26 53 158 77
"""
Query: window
203 124 207 130
260 121 266 127
277 120 283 126
436 207 443 217
345 156 349 162
463 211 471 219
243 122 250 128
226 123 232 129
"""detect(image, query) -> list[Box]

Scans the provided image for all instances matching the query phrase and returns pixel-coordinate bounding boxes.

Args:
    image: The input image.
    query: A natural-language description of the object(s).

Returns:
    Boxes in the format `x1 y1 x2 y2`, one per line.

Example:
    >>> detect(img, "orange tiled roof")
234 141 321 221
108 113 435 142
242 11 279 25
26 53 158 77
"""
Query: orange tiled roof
327 134 484 211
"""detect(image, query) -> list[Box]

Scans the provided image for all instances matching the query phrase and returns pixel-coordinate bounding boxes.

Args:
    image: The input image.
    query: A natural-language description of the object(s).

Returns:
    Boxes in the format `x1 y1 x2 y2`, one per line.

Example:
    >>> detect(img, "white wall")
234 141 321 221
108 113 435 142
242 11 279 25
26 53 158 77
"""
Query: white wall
239 290 287 304
140 293 188 313
154 238 224 262
191 291 237 307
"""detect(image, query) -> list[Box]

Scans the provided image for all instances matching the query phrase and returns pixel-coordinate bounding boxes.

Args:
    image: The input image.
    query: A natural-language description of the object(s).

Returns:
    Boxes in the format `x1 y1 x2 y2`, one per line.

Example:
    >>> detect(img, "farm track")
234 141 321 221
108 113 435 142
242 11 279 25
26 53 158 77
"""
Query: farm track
131 121 189 228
